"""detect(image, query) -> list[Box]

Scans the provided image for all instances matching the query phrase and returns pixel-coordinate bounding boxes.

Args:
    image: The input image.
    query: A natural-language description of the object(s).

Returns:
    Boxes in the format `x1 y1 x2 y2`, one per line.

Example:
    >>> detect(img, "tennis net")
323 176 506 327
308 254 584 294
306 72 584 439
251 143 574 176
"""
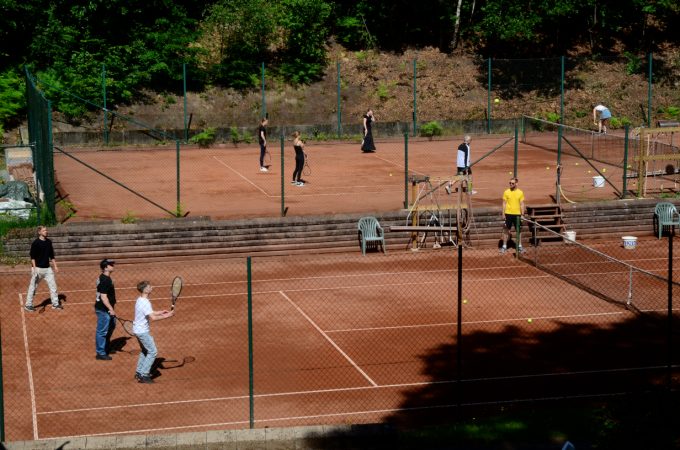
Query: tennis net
520 219 673 313
521 116 632 169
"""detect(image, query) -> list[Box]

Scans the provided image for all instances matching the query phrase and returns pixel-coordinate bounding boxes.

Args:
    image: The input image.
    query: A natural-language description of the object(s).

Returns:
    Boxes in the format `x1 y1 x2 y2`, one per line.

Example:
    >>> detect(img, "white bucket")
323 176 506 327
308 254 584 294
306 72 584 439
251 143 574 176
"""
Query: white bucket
593 175 605 188
563 230 576 244
622 236 637 249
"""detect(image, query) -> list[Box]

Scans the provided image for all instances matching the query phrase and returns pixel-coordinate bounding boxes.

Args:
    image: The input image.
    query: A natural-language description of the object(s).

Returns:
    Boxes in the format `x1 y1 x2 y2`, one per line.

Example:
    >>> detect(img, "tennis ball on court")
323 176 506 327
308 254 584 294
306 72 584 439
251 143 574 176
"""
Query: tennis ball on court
494 98 500 104
508 171 513 175
463 299 468 304
389 172 393 176
575 162 579 166
527 318 533 323
602 168 607 173
546 166 550 170
587 170 592 174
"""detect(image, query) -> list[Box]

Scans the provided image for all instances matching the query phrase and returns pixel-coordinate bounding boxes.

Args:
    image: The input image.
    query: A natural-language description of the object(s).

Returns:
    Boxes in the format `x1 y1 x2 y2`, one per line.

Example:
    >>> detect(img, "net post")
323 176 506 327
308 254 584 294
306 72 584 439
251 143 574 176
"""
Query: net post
247 256 254 428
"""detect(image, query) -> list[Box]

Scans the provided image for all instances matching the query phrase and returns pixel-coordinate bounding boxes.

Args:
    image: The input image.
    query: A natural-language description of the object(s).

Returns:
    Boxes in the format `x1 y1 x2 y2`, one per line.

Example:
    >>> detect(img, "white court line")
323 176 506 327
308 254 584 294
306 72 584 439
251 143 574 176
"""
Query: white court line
20 298 39 440
212 156 271 197
39 362 673 417
278 290 378 387
325 310 630 333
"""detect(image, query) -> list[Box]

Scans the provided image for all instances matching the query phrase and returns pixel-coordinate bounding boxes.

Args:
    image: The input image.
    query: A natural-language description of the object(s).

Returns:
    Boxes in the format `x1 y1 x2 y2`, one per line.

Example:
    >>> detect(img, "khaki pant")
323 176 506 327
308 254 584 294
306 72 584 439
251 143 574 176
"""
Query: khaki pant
25 267 59 307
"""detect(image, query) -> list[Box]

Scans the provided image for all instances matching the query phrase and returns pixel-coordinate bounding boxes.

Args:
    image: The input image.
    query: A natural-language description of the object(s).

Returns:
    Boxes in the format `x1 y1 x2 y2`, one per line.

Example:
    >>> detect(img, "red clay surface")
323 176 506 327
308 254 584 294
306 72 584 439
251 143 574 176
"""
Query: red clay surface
52 133 672 221
1 240 677 441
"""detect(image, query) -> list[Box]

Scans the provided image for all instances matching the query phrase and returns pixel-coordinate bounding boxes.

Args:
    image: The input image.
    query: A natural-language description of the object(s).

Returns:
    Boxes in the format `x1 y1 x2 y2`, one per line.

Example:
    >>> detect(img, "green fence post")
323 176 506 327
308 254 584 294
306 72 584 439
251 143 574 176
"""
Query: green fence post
556 125 563 203
648 53 653 128
514 125 518 177
560 56 565 124
487 58 492 134
176 140 181 216
261 63 266 119
183 63 188 143
102 64 108 145
337 62 342 138
404 132 409 209
412 59 417 137
281 135 286 217
247 256 254 428
622 125 629 199
0 322 5 443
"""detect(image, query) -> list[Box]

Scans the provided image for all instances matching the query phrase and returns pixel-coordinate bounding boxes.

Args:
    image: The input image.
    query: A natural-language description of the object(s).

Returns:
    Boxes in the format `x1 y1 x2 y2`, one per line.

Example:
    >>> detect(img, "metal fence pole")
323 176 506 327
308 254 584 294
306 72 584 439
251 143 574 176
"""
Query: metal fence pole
404 132 409 209
667 229 673 391
456 242 463 406
102 64 108 145
513 125 518 177
337 62 342 137
648 53 653 127
560 56 565 124
183 63 188 143
261 63 266 119
412 59 417 137
281 135 286 217
176 140 181 216
0 321 5 443
622 125 629 198
247 256 255 428
487 58 492 134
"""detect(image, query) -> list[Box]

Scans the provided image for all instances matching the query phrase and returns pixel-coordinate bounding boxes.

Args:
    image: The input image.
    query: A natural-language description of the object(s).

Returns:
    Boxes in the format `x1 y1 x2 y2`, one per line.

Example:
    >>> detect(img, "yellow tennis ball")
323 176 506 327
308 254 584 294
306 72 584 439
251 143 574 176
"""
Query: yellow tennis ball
527 318 533 323
508 171 512 175
587 170 592 174
389 173 393 176
602 168 607 173
546 166 550 170
575 162 579 166
494 98 500 104
463 299 468 304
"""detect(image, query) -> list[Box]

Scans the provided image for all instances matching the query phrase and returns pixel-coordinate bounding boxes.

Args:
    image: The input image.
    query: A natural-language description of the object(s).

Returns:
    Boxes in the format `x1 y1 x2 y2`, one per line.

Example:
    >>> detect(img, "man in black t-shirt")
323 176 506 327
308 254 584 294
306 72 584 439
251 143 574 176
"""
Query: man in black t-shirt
95 258 117 360
258 117 268 172
24 226 60 312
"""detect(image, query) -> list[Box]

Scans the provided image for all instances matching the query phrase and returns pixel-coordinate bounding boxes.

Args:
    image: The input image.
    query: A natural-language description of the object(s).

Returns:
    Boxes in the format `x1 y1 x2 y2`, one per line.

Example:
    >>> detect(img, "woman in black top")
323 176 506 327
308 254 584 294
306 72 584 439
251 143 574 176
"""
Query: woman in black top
291 131 306 186
361 109 376 153
258 117 268 172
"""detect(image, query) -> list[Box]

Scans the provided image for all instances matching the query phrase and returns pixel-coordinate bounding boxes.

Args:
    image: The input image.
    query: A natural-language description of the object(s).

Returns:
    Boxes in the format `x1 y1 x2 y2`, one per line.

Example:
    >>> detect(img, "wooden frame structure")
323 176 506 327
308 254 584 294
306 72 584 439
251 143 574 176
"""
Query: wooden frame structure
634 126 680 197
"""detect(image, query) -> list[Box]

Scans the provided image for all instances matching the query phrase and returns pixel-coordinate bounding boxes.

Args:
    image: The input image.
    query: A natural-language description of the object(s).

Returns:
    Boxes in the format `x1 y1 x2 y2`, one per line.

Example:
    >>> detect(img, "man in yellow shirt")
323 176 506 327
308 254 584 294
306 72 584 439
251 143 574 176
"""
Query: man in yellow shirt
501 178 526 254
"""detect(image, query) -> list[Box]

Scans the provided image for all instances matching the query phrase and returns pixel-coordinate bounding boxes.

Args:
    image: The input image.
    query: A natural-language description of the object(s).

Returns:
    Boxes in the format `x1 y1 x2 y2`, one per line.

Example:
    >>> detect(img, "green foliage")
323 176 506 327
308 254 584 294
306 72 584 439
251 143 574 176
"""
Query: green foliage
609 116 631 129
544 112 560 123
575 110 588 118
662 106 680 118
190 127 217 148
419 121 443 140
376 82 394 102
623 52 644 75
121 211 137 224
277 0 332 84
57 199 77 221
0 69 25 127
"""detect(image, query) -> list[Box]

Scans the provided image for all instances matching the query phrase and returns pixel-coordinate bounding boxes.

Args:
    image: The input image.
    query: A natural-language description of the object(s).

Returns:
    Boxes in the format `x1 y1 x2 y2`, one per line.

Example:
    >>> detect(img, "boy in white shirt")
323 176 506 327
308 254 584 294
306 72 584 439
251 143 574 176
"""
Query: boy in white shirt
133 281 174 384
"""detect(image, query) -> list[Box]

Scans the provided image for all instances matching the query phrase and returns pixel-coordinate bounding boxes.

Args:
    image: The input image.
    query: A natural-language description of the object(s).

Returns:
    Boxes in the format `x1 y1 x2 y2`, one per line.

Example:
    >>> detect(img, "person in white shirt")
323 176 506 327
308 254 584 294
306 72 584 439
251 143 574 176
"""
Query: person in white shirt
132 281 174 384
593 104 611 134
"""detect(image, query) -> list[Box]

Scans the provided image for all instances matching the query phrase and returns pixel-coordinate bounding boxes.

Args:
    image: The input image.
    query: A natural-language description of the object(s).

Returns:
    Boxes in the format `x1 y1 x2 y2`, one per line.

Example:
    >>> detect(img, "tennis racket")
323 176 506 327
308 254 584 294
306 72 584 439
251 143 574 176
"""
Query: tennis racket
170 276 183 310
116 316 135 336
302 151 311 176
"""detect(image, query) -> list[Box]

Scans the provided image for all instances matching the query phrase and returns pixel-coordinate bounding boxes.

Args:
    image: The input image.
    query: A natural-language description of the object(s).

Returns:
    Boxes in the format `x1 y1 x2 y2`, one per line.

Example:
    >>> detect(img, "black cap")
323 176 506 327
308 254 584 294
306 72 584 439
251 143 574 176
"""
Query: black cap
100 259 115 270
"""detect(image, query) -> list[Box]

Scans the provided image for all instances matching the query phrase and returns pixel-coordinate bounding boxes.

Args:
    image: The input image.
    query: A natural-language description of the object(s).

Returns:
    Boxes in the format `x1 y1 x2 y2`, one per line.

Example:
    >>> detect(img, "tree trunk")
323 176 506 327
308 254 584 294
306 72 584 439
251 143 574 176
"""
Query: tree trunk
452 0 463 49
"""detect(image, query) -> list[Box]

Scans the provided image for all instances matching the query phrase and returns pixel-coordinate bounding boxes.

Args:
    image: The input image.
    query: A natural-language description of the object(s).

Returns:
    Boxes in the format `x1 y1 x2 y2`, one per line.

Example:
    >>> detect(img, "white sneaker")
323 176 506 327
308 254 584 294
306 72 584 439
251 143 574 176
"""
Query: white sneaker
260 167 268 172
471 190 478 195
296 181 305 187
445 185 451 195
499 247 507 254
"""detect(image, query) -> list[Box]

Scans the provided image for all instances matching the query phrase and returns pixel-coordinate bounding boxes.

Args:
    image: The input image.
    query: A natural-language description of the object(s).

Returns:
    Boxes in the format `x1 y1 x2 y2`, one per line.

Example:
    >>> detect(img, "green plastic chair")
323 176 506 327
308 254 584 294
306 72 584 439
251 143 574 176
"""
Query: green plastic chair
654 202 680 239
358 216 386 255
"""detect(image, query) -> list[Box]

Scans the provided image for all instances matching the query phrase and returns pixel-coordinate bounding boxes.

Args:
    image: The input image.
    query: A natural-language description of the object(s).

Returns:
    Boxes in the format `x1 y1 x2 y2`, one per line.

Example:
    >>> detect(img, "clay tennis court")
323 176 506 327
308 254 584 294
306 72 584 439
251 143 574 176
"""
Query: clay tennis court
52 132 653 221
1 240 676 441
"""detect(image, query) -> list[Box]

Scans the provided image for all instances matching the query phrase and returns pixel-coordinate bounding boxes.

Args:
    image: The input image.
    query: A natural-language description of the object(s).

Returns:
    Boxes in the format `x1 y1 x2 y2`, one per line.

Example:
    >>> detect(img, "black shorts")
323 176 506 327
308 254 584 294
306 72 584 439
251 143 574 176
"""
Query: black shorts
504 214 521 230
